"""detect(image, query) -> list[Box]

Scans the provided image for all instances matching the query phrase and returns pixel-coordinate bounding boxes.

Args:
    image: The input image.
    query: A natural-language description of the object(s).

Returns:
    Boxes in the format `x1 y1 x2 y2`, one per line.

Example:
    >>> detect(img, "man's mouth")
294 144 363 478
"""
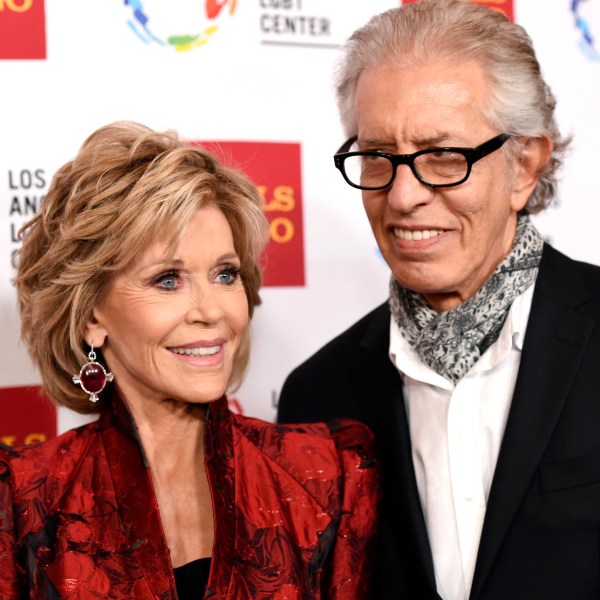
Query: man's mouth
393 228 444 241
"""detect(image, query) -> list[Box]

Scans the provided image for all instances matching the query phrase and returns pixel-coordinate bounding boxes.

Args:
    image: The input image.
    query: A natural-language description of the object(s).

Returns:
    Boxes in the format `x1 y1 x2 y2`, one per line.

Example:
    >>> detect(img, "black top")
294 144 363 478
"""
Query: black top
173 557 211 599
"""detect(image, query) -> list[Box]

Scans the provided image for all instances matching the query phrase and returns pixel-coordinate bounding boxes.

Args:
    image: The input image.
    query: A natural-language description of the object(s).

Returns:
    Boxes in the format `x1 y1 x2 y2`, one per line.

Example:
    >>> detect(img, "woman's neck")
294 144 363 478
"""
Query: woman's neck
122 393 215 567
129 397 208 471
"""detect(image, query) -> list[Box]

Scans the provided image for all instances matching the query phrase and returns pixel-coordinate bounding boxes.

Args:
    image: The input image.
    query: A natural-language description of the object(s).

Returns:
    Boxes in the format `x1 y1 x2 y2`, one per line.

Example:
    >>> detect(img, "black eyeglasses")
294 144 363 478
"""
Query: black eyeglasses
333 133 511 190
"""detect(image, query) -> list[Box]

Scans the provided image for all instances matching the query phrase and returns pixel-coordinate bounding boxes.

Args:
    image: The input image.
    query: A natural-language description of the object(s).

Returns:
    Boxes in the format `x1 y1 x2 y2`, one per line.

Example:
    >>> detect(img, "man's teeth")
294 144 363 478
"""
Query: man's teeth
394 228 444 241
170 345 220 356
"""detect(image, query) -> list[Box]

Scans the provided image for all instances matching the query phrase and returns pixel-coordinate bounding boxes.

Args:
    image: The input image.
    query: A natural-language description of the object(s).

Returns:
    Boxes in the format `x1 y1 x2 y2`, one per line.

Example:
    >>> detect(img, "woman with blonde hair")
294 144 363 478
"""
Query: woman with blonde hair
0 121 379 599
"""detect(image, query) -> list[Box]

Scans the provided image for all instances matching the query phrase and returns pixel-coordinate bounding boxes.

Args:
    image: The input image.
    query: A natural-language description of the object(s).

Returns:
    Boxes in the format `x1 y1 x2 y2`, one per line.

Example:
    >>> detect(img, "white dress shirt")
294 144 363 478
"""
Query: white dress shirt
389 285 535 600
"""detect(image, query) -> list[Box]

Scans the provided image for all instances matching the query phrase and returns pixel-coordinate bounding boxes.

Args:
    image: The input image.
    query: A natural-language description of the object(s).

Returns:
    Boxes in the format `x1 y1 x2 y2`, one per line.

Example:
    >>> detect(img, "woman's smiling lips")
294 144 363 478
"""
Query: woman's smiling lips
167 339 226 365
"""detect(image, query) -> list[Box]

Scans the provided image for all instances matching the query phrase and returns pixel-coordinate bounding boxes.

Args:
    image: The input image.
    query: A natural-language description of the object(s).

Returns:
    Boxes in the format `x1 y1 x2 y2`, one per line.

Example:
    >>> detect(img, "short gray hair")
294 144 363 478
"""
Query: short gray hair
335 0 570 213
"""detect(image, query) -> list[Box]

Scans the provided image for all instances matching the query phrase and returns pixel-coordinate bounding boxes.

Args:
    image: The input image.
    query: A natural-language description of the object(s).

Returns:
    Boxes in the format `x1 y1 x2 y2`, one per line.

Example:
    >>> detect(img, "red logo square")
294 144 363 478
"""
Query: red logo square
194 141 305 287
0 0 47 60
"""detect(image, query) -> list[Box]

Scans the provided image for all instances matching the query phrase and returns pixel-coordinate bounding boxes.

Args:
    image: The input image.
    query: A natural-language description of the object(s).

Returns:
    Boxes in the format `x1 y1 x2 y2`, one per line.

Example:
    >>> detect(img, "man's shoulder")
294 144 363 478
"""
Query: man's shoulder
542 243 600 274
278 302 391 423
539 244 600 303
294 301 390 368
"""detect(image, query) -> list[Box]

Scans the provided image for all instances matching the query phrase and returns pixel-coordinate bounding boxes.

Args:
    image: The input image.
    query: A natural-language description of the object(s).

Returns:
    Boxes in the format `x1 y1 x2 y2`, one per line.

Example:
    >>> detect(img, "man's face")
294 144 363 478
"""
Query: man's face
354 60 529 312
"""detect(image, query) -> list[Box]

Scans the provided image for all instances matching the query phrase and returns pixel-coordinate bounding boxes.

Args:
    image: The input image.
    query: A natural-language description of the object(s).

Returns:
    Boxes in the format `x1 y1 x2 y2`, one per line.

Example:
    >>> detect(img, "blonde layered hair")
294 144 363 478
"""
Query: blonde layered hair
335 0 570 213
15 121 269 413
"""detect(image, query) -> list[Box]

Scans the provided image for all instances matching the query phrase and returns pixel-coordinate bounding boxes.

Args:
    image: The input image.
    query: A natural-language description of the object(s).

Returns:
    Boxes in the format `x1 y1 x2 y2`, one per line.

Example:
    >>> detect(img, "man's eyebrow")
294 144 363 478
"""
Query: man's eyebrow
357 133 456 150
414 133 455 146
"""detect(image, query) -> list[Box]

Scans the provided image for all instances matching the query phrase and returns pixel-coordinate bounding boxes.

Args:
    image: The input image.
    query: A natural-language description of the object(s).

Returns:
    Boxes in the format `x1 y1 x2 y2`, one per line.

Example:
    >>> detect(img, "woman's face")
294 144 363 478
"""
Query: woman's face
87 204 249 407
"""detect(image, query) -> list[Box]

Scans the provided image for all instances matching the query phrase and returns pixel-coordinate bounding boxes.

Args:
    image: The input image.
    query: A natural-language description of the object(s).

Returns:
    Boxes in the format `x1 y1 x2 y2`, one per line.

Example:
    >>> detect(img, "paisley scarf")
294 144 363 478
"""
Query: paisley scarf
389 215 543 383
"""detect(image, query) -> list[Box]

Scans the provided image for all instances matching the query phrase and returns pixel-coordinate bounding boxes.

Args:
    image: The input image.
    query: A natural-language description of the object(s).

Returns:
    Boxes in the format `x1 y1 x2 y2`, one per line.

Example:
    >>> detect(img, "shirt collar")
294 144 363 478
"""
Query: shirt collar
389 283 536 388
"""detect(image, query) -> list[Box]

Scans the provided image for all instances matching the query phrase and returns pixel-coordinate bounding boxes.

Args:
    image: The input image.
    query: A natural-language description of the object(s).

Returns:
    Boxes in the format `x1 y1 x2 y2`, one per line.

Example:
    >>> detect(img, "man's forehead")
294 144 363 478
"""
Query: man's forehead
354 60 492 142
355 59 488 96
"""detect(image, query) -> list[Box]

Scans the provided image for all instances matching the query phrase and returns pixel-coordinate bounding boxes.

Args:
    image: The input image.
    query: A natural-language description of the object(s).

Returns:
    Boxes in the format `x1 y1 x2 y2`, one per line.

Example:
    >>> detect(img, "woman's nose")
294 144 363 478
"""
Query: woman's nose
185 287 224 325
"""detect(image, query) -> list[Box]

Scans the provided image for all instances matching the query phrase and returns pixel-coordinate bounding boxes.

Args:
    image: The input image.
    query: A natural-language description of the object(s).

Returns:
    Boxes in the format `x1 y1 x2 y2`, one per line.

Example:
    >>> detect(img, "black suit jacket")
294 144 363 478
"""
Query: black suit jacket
278 244 600 599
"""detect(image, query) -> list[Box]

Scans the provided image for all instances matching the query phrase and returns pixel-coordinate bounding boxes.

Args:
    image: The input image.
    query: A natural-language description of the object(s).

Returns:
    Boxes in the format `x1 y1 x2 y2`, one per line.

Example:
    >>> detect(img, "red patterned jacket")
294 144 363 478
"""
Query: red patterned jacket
0 393 379 599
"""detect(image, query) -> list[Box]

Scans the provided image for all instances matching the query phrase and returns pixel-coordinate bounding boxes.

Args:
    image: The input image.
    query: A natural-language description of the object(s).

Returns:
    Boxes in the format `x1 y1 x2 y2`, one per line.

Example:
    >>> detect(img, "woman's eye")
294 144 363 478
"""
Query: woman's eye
217 267 241 285
154 272 180 290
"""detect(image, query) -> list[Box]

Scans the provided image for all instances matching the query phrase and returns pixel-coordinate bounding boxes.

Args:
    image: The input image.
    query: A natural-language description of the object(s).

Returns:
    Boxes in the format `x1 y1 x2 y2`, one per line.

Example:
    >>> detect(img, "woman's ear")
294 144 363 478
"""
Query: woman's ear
85 310 108 349
510 135 553 212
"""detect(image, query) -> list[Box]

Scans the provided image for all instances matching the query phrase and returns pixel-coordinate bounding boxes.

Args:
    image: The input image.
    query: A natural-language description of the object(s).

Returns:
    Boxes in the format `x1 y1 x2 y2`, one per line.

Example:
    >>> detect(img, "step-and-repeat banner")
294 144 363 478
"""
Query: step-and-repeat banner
1 0 599 444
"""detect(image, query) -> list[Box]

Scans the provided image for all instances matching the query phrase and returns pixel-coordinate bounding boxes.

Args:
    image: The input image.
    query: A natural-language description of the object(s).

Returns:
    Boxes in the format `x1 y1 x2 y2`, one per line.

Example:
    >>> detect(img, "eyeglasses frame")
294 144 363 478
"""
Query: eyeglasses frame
333 133 512 190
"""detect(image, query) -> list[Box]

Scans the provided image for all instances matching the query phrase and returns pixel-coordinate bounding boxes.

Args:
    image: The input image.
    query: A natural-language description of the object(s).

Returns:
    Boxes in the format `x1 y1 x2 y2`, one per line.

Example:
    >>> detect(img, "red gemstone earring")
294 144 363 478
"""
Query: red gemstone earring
72 345 114 403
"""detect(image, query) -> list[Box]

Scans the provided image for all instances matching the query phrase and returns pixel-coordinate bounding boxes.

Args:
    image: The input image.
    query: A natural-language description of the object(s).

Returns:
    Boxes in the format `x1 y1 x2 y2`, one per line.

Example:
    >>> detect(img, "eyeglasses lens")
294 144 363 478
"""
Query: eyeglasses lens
343 150 469 189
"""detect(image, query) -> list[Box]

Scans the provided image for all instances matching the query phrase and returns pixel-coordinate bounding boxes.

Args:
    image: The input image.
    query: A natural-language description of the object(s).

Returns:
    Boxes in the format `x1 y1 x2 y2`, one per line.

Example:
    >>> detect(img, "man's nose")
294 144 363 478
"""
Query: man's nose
386 164 434 213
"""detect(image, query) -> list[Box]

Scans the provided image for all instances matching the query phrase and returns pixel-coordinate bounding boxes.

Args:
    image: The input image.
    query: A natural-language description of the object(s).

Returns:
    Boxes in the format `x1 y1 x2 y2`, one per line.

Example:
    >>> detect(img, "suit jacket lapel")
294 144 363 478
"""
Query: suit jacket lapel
355 303 439 596
471 245 597 599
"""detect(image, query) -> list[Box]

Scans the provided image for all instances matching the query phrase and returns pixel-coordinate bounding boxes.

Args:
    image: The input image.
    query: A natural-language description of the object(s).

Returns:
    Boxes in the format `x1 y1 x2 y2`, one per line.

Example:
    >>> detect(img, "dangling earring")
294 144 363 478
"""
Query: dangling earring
72 344 114 403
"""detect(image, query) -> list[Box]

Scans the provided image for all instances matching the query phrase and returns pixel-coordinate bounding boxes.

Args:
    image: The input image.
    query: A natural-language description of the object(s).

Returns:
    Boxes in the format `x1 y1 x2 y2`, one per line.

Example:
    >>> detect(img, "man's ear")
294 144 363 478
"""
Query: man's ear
85 310 108 349
510 135 553 212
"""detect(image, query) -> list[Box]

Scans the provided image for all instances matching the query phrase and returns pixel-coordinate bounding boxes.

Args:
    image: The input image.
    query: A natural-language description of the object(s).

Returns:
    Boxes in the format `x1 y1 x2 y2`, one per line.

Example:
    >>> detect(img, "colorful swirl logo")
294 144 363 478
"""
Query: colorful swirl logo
125 0 238 51
572 0 600 61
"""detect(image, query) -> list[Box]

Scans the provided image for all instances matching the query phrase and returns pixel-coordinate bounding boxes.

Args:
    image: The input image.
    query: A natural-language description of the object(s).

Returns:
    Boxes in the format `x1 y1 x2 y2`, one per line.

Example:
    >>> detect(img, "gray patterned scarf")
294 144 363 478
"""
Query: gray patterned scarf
389 215 543 383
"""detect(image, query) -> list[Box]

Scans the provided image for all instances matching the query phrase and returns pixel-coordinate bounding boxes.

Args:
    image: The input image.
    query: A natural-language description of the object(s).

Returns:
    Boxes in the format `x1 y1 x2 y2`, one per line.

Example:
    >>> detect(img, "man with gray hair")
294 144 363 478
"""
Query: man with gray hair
278 1 600 598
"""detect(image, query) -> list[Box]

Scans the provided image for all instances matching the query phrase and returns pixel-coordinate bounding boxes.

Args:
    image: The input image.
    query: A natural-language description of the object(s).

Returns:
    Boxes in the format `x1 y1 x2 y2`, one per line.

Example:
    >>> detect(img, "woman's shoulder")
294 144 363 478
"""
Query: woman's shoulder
232 411 374 445
227 412 380 519
0 421 106 566
0 420 100 487
230 412 377 474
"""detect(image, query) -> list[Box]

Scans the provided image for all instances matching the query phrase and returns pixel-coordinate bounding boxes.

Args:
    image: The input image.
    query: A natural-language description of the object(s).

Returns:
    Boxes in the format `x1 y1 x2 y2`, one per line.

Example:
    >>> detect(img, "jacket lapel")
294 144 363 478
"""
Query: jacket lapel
470 245 597 599
355 304 439 597
204 397 236 597
100 394 177 598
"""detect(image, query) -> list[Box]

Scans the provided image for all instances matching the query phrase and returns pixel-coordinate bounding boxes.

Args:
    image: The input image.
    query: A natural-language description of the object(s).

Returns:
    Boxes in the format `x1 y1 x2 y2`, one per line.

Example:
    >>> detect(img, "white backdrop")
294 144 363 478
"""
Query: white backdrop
0 0 599 436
